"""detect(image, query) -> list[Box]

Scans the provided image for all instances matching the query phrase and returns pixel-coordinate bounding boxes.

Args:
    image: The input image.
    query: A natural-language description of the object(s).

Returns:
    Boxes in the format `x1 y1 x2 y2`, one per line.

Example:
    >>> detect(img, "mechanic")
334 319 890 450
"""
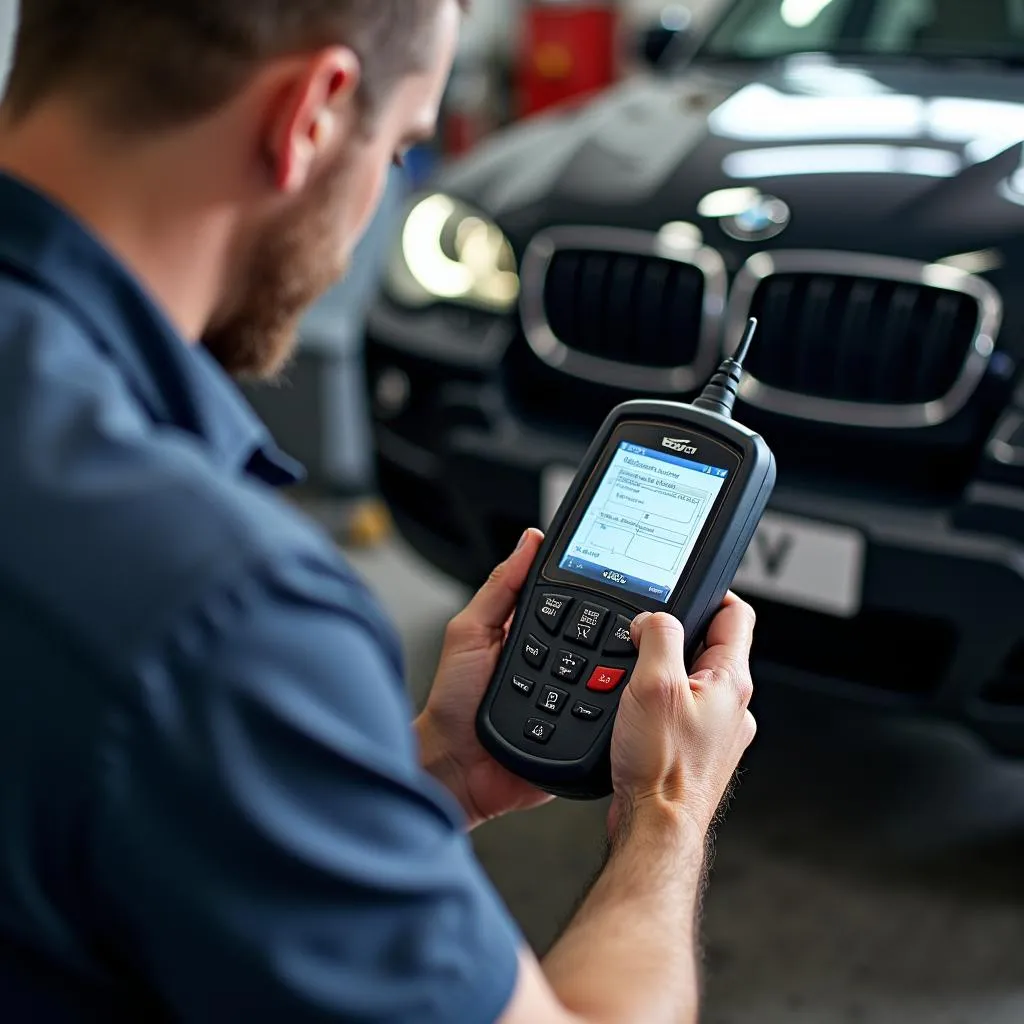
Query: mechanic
0 2 758 1022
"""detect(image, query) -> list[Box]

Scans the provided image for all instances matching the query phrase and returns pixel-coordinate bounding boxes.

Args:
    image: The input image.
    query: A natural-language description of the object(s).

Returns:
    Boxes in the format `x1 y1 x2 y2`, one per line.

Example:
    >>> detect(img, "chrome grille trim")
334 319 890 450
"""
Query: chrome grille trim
520 226 728 393
988 412 1024 467
724 250 1003 429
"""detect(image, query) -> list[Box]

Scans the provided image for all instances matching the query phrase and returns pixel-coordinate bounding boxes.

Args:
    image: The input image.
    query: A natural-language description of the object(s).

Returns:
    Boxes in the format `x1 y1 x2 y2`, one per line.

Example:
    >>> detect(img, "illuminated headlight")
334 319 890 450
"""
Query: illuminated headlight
385 194 520 314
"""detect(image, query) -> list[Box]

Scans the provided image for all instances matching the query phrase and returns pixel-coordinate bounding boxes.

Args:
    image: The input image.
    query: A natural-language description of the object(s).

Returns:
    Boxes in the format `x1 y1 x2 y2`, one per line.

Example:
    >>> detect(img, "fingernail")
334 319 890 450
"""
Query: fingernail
515 530 530 552
632 612 652 634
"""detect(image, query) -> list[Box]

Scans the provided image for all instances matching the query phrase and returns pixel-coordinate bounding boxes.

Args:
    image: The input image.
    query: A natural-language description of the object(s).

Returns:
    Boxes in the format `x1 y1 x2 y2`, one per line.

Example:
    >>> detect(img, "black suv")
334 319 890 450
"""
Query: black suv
366 0 1024 753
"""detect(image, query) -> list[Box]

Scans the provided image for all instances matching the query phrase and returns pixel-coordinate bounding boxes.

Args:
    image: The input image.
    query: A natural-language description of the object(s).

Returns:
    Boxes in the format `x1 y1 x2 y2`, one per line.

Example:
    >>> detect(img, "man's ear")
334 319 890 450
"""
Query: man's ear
264 46 362 195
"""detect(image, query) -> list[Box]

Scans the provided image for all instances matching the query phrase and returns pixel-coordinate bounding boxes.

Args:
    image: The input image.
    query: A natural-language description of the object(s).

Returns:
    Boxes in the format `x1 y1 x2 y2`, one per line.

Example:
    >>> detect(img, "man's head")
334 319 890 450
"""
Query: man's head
4 1 465 377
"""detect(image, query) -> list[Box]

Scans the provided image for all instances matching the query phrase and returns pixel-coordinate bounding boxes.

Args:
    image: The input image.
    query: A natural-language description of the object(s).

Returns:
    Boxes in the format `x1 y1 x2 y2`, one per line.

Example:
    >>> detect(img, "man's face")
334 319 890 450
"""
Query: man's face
203 4 459 379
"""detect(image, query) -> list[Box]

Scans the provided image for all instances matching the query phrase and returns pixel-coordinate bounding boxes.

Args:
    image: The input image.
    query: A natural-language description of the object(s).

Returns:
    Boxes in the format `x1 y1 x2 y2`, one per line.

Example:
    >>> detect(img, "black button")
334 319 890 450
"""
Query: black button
524 718 555 744
536 594 575 635
552 650 588 684
536 685 569 716
572 702 604 722
564 603 609 649
522 634 550 669
603 615 637 657
510 676 535 697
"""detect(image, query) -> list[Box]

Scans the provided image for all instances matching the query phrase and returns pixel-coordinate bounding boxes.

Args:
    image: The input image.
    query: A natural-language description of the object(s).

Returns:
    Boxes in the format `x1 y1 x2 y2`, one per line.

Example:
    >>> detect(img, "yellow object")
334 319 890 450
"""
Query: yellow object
346 500 393 549
535 43 574 81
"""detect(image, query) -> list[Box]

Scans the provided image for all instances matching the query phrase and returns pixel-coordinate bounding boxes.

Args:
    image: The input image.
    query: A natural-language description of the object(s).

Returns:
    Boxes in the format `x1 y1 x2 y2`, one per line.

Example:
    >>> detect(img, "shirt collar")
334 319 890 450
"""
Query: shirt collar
0 172 304 487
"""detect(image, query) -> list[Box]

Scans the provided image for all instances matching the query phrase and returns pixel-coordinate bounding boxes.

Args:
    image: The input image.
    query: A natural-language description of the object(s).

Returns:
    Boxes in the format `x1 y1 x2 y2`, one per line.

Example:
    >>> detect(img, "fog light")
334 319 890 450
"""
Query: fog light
375 368 411 420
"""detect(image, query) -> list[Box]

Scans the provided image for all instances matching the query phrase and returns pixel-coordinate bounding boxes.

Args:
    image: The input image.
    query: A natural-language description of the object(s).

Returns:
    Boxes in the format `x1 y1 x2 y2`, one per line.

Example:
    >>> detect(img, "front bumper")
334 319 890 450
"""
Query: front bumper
369 337 1024 754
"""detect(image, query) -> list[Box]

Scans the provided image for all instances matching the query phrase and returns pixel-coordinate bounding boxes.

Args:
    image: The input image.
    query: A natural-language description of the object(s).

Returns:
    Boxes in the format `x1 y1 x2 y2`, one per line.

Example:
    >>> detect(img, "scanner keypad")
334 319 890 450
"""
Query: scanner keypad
495 590 641 762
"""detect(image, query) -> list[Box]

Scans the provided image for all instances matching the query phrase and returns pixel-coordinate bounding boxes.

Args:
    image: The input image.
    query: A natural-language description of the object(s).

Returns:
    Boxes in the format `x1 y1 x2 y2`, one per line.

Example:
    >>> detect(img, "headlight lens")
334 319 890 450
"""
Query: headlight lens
386 194 520 314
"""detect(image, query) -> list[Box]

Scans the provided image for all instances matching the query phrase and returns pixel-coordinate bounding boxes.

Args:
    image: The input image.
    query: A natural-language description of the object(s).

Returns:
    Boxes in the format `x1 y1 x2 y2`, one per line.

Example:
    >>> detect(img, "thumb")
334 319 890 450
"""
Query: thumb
460 529 545 634
628 612 691 705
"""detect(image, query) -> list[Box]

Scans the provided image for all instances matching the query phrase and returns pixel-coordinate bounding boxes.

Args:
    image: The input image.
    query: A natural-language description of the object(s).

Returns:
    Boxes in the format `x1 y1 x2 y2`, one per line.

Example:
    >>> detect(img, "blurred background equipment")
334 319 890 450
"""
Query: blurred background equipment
517 0 620 117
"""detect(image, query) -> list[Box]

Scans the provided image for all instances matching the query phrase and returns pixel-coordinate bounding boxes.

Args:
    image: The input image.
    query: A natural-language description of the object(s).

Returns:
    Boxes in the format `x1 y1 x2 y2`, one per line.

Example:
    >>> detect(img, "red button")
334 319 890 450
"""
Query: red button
586 666 626 693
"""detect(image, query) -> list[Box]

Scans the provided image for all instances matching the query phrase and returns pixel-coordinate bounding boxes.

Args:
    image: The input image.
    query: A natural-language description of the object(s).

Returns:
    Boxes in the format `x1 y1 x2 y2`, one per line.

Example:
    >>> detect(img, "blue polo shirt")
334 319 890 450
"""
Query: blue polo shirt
0 174 520 1022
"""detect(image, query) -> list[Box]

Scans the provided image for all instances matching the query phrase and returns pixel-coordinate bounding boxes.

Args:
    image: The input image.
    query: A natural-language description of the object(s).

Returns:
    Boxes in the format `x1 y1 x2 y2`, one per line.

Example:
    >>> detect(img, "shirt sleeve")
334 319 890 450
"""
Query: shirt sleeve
88 547 522 1024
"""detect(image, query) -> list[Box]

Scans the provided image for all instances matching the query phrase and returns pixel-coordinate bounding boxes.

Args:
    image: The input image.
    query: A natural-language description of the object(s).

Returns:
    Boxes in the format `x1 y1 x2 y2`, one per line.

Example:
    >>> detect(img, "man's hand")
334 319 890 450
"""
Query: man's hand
415 529 554 830
608 595 757 839
498 595 759 1024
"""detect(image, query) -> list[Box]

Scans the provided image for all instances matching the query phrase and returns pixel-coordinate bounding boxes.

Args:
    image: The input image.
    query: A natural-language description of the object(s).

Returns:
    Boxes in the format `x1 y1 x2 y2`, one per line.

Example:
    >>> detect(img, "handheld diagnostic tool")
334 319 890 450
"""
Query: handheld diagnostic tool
476 320 776 799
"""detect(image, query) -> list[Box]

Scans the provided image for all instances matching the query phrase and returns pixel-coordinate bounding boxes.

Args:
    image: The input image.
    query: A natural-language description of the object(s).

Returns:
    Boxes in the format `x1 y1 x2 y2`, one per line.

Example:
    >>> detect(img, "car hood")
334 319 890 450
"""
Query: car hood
438 55 1024 267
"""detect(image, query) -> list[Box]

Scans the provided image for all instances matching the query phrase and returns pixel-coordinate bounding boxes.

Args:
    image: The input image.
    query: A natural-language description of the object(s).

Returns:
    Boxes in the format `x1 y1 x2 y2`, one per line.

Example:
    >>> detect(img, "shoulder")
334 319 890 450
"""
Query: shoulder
0 278 399 682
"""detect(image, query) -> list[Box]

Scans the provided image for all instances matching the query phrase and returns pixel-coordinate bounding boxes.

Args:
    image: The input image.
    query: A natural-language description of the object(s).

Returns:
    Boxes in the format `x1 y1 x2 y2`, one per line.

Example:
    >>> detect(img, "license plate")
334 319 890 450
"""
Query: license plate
540 468 865 619
733 512 865 618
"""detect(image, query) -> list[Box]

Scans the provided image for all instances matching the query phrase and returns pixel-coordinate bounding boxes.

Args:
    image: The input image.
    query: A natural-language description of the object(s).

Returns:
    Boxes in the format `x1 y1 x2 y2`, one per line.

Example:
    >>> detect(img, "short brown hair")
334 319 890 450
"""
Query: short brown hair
6 0 466 131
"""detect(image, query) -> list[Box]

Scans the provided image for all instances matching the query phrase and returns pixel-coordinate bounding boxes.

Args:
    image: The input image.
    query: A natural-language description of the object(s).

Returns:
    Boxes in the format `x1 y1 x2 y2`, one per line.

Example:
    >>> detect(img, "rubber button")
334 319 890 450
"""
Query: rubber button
536 594 575 635
551 650 588 684
524 718 555 744
510 676 535 697
572 702 604 721
603 615 637 657
564 603 609 649
586 666 627 693
523 634 550 670
536 685 569 716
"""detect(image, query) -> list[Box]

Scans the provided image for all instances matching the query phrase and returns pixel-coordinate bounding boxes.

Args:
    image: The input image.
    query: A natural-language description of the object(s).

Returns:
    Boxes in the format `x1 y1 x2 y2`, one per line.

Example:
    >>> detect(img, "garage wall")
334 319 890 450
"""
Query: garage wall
461 1 728 57
0 2 728 94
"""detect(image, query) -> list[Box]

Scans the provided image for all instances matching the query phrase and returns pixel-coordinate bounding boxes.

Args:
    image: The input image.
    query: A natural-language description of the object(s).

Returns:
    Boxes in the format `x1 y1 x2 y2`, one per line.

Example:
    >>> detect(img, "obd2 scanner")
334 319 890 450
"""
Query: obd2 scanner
476 320 776 799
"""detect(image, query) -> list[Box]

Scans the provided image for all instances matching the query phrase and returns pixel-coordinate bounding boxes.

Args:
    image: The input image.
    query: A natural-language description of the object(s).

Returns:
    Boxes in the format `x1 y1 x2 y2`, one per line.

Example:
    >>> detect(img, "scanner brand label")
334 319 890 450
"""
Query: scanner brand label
662 438 698 456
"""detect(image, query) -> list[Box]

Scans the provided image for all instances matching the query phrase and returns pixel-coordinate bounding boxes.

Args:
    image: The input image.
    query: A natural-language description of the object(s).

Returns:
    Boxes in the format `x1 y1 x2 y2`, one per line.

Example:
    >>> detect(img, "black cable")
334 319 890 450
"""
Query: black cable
692 318 759 420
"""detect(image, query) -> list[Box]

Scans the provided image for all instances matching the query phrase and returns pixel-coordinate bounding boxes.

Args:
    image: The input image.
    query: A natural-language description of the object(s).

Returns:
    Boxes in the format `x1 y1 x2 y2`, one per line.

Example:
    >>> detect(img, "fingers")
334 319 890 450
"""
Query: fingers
703 595 756 661
628 613 691 709
743 710 758 745
449 529 545 642
690 597 756 702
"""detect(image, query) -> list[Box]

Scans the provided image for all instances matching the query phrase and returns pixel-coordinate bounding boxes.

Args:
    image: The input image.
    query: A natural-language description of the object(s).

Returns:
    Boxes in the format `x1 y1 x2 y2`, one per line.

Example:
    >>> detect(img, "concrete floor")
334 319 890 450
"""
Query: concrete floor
344 536 1024 1024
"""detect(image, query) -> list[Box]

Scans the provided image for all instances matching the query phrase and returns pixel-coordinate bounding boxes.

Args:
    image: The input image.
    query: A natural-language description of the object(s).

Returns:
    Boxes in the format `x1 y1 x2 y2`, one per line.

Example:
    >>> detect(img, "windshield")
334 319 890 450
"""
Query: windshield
701 0 1024 61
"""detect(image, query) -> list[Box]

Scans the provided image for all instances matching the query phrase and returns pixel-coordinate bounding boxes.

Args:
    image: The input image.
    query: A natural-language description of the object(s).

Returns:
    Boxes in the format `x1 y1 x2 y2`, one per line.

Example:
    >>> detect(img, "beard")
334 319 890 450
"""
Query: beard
203 152 352 381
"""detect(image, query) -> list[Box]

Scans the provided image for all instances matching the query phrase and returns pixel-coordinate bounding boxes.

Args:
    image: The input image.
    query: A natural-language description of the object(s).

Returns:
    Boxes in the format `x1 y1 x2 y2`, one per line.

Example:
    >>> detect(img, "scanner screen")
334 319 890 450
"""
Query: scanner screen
559 441 730 604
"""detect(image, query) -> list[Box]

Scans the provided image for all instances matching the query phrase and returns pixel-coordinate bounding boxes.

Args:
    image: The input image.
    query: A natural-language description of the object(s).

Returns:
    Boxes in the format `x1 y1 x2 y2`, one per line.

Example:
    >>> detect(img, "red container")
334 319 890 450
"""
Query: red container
518 3 619 119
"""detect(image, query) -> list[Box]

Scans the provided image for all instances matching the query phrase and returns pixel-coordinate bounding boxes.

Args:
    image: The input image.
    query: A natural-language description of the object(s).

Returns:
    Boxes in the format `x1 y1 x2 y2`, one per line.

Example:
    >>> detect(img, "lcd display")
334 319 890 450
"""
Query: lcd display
558 441 731 604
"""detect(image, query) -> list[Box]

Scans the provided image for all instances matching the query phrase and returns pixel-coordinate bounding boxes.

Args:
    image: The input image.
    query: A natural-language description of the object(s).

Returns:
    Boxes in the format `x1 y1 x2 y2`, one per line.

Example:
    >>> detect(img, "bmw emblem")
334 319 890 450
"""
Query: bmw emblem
721 195 791 242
